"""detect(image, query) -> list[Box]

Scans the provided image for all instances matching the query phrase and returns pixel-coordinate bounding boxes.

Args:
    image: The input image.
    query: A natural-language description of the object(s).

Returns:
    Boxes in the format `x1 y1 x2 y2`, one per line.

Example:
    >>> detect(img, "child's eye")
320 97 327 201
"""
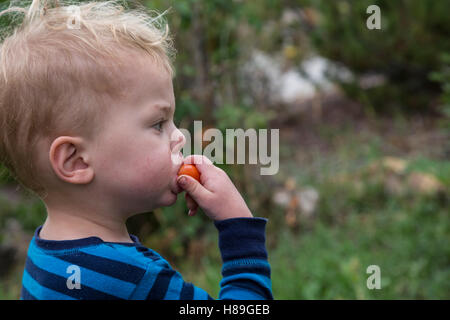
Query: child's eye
152 120 166 132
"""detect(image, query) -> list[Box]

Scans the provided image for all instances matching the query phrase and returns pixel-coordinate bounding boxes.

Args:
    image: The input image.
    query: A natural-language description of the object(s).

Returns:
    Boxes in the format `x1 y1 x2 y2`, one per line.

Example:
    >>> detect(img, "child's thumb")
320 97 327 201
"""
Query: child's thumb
177 175 210 204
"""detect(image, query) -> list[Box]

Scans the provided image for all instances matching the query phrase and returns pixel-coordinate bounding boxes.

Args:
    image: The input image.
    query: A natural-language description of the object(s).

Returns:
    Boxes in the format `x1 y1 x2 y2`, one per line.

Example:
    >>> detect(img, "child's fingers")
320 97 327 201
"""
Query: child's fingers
186 194 198 217
185 193 198 211
177 174 212 207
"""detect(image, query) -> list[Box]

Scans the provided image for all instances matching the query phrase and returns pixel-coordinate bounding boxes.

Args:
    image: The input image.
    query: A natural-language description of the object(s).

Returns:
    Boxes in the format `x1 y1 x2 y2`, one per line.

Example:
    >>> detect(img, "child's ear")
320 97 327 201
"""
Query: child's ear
49 136 94 185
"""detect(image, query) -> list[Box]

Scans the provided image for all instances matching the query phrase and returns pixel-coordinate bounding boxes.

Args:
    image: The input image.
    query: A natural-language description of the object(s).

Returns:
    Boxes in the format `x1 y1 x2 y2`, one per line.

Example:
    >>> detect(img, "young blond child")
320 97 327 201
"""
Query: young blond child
0 0 272 299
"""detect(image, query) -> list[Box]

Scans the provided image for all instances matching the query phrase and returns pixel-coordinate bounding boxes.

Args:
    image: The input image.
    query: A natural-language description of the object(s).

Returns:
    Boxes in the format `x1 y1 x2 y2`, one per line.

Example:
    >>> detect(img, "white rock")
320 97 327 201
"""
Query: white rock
243 50 352 106
297 187 319 217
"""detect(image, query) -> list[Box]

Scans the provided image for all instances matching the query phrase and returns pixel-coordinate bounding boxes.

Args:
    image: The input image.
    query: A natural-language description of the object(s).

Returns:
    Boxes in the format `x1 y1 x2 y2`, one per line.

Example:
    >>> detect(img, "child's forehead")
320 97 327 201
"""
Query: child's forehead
124 56 171 85
112 53 174 107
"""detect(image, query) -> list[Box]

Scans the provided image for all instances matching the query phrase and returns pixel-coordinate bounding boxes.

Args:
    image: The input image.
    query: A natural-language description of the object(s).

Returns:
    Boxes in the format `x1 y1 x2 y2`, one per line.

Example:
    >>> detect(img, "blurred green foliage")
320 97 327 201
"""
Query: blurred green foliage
300 0 450 114
150 0 284 127
429 53 450 119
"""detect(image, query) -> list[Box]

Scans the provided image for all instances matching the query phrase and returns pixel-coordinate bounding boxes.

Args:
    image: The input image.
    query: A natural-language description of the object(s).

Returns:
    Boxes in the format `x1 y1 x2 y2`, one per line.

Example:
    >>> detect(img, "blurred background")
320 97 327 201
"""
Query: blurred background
0 0 449 299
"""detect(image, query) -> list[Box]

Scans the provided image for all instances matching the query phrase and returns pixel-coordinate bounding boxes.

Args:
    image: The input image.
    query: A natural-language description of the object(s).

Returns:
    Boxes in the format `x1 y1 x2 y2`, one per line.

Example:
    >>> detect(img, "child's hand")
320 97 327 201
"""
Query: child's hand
176 155 253 221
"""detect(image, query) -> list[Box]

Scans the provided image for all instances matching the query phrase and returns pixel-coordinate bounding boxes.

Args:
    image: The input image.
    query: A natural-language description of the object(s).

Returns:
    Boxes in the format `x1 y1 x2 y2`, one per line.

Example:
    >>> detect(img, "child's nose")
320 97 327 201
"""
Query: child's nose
170 128 186 152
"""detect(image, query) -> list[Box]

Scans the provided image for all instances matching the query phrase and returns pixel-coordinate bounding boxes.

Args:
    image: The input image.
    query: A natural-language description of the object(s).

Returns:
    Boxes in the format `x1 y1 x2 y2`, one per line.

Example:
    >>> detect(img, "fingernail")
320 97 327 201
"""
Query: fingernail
177 176 186 186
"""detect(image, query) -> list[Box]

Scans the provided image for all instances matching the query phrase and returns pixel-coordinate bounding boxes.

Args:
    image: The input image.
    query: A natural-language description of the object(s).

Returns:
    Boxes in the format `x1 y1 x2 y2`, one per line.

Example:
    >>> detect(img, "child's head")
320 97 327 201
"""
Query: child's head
0 0 186 215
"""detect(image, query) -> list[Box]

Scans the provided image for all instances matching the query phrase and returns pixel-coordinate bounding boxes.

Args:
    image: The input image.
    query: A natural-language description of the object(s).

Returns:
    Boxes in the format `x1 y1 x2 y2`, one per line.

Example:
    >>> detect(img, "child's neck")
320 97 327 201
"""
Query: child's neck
39 209 133 243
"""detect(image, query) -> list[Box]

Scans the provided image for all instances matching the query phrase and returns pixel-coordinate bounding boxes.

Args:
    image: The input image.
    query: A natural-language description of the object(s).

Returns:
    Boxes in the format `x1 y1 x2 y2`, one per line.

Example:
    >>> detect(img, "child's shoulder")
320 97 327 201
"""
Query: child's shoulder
30 226 164 270
22 227 170 299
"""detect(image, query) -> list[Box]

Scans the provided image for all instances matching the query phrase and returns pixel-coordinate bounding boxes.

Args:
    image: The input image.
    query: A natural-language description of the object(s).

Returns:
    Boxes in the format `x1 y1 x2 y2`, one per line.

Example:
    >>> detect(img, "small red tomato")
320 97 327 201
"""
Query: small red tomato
177 164 201 182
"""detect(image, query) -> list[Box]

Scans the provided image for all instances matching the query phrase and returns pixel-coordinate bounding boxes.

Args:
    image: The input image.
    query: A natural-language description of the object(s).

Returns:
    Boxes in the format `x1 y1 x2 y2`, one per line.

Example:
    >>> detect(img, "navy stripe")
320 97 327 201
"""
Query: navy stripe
146 268 176 300
226 279 273 300
214 218 268 261
179 282 194 300
223 264 271 278
143 251 158 259
55 251 146 284
207 294 214 300
21 285 37 300
33 226 142 250
25 257 122 300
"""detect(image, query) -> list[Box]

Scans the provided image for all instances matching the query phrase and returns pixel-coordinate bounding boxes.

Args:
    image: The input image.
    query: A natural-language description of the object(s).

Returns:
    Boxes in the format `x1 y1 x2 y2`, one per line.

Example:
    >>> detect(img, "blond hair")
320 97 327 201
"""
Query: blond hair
0 0 176 198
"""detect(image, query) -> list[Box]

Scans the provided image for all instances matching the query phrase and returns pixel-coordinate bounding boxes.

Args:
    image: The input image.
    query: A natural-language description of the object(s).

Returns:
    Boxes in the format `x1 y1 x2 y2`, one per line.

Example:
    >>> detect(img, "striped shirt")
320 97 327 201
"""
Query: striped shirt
20 217 273 300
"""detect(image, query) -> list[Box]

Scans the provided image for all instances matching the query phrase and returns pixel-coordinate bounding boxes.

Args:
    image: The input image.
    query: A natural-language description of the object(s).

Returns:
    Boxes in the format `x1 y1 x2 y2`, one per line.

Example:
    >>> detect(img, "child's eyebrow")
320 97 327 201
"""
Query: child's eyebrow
145 104 171 115
144 104 174 119
155 104 172 113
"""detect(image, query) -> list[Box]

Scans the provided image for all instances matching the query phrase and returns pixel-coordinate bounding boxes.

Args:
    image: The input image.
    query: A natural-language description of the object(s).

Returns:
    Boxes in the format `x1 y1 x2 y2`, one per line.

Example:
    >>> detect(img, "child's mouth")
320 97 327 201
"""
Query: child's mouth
170 152 184 195
171 168 183 195
171 180 183 195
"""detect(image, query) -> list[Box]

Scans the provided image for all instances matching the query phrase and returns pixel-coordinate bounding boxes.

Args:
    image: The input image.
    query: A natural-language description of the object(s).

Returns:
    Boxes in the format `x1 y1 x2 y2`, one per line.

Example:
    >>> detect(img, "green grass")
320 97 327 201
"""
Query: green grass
180 187 449 299
271 196 449 299
407 157 450 186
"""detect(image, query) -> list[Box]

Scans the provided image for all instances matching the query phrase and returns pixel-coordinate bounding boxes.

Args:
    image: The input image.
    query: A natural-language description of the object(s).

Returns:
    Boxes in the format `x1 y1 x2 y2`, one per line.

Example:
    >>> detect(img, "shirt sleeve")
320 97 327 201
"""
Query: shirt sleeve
130 217 273 300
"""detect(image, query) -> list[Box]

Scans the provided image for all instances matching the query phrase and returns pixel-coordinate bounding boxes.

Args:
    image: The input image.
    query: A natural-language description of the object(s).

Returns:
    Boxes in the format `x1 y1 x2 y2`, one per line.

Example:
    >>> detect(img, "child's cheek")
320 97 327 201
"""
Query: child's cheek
144 153 171 182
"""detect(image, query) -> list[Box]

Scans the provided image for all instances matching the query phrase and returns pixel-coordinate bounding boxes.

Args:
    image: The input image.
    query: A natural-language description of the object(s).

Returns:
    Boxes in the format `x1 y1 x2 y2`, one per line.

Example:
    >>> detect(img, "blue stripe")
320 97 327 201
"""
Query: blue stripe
28 243 136 299
219 283 268 299
146 268 176 300
22 269 76 300
220 273 273 299
20 282 37 300
78 245 147 269
25 257 121 300
193 286 211 300
163 272 184 299
129 264 158 300
233 280 272 299
54 250 146 284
